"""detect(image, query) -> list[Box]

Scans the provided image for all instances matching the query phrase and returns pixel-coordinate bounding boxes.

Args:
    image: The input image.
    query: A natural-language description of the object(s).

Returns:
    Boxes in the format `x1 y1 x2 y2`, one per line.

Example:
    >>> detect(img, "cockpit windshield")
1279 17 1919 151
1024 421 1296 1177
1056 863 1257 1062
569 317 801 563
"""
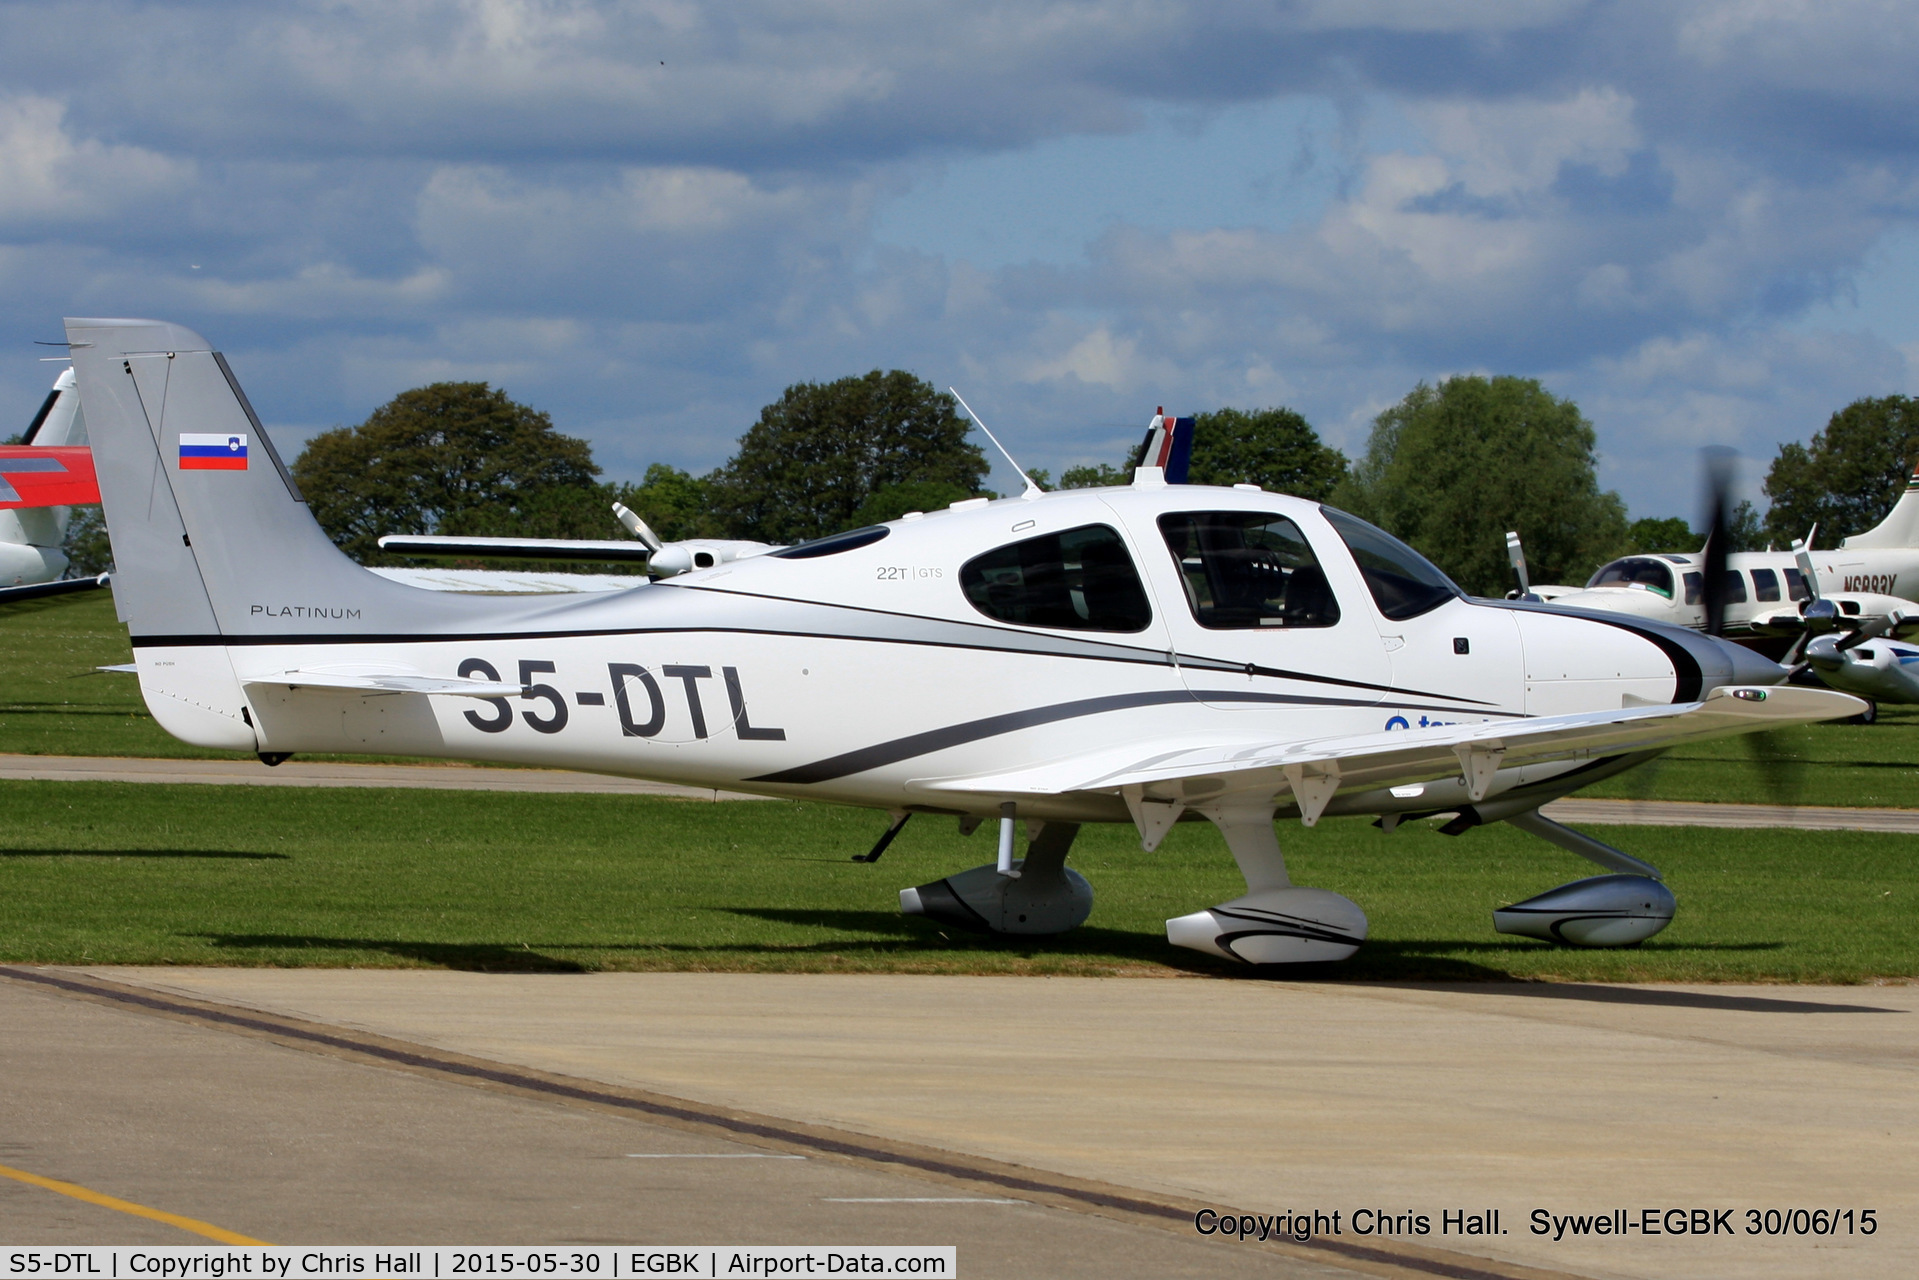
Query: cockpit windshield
1586 557 1675 598
1319 507 1461 621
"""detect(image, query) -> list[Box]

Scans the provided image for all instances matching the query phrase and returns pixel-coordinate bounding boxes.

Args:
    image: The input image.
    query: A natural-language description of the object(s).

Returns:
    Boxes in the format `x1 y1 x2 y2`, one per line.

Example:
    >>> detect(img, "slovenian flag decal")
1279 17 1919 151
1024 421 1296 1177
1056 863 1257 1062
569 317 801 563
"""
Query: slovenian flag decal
179 433 248 471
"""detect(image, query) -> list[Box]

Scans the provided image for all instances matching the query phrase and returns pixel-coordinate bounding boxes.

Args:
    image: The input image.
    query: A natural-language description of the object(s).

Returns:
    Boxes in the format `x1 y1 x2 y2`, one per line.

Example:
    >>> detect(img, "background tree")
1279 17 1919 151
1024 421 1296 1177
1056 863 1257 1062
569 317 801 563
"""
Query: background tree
851 479 976 526
293 382 605 565
707 371 987 542
62 505 113 575
1762 395 1919 548
1623 516 1696 555
1057 462 1130 489
1054 405 1345 496
1333 376 1628 596
1187 407 1347 498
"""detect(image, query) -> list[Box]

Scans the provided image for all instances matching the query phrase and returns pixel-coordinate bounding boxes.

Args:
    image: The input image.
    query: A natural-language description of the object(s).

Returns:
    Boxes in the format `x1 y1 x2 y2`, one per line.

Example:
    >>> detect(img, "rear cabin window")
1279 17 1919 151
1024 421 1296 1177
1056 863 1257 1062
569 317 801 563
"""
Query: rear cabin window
1158 511 1341 628
960 523 1152 632
1752 568 1781 602
1587 557 1675 598
1784 567 1810 601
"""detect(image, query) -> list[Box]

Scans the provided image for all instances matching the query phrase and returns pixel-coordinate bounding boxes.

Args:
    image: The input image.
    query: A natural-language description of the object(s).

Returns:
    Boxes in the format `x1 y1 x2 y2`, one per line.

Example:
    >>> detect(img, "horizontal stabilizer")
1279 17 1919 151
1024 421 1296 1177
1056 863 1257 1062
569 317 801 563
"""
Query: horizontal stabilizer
243 670 528 698
0 574 108 606
915 685 1862 804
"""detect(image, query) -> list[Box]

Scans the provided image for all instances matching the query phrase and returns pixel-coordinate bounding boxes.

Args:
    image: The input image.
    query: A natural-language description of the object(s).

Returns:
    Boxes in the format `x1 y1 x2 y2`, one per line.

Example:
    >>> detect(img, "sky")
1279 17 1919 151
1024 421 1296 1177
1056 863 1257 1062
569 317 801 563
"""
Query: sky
5 1 1919 523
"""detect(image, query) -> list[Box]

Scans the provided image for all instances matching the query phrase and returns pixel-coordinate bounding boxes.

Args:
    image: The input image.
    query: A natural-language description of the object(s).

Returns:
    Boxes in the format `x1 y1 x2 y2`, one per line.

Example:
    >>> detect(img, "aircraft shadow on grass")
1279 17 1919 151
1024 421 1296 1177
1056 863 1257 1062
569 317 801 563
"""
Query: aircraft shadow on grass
721 907 1230 972
189 920 1823 989
200 933 592 973
1 847 287 860
1375 980 1901 1015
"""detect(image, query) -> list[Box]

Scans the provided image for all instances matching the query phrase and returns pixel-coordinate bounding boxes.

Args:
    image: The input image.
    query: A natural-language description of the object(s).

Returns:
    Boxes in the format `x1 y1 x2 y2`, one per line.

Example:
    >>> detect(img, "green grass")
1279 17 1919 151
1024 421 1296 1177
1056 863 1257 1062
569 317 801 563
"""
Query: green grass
0 591 443 764
7 590 1919 807
1 781 1911 982
1578 706 1919 807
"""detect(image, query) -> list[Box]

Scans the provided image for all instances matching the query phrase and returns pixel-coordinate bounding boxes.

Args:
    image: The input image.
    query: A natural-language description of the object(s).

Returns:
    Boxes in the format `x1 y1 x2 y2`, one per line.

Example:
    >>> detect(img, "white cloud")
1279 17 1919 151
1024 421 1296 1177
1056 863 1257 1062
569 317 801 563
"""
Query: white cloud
9 1 1919 520
0 96 190 224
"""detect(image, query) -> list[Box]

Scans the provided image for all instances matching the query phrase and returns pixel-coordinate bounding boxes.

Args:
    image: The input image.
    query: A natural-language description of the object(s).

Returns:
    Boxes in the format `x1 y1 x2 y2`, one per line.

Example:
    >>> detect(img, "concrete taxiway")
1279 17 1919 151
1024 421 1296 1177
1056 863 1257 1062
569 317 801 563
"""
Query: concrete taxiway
3 753 1917 831
0 972 1353 1280
3 967 1910 1280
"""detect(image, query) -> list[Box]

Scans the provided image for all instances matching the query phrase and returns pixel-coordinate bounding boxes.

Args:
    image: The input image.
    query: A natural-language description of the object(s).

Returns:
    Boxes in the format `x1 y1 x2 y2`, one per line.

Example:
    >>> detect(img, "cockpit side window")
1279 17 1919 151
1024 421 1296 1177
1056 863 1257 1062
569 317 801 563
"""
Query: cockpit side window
960 523 1152 632
1156 511 1341 628
1587 557 1676 599
1319 507 1461 621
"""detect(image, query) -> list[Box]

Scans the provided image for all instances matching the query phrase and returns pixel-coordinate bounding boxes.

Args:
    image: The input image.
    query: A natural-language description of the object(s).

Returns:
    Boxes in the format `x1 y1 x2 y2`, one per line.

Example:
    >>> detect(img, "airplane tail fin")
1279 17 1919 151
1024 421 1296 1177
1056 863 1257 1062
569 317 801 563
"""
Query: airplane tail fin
23 367 84 446
0 367 92 553
64 317 522 643
1131 407 1194 483
1841 462 1919 549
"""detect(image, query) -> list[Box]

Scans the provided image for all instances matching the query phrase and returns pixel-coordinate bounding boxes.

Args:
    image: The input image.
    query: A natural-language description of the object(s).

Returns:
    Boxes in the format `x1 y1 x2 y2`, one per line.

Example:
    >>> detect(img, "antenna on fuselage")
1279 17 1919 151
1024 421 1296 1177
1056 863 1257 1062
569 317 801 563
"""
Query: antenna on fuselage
949 388 1042 500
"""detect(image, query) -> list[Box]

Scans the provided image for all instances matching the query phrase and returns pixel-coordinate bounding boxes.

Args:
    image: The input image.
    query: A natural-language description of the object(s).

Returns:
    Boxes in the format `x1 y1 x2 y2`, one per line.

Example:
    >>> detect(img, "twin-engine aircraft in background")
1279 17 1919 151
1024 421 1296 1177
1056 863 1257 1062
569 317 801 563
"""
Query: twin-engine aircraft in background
1520 473 1919 636
65 317 1863 965
0 366 107 605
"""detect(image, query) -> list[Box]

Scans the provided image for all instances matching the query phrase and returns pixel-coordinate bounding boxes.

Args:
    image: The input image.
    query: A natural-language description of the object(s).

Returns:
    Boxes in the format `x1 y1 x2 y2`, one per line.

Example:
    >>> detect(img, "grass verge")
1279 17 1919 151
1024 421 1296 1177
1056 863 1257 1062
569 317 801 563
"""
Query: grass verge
1 781 1911 982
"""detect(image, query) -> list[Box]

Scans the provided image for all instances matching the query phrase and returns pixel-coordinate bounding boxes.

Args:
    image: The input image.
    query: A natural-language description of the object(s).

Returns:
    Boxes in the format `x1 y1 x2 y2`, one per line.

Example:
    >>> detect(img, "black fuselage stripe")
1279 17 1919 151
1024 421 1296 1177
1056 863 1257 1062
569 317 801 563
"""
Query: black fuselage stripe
128 626 1496 709
746 689 1528 785
682 582 1493 704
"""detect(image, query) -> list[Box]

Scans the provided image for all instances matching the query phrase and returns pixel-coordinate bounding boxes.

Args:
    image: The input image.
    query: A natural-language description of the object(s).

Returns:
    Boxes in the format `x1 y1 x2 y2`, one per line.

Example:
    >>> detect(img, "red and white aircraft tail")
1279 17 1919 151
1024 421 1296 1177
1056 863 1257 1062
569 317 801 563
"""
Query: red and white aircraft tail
0 367 107 603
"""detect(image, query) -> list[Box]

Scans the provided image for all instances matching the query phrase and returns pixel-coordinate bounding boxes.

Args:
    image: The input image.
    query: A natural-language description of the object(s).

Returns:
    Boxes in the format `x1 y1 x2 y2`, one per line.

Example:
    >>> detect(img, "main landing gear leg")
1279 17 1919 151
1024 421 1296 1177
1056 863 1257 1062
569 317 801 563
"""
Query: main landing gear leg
1165 797 1368 964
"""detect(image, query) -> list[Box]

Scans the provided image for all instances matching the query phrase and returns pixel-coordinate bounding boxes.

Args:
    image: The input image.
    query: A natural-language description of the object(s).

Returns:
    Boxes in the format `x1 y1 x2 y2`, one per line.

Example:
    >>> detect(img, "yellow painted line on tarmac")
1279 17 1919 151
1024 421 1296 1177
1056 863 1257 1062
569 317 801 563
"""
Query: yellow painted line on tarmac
0 1160 268 1244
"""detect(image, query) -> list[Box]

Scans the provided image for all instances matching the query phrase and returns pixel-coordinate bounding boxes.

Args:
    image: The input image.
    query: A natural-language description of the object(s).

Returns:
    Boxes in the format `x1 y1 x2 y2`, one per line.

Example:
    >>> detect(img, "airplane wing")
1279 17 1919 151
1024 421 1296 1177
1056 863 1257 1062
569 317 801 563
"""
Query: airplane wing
377 532 778 579
913 684 1862 825
0 446 98 509
0 574 109 606
241 670 527 698
367 567 644 594
376 535 653 563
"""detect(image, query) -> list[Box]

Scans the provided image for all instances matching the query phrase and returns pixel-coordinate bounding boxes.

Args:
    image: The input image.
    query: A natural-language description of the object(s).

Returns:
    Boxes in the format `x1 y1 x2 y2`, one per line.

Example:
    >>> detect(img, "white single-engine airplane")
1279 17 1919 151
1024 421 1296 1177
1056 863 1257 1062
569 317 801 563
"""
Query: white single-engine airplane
66 317 1864 964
